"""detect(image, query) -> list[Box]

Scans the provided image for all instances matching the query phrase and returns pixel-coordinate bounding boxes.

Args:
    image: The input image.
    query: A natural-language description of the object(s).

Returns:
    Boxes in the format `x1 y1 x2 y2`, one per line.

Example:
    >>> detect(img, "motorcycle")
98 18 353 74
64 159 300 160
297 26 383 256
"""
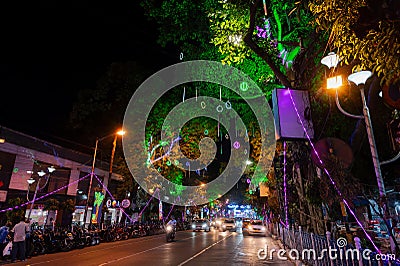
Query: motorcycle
165 225 176 242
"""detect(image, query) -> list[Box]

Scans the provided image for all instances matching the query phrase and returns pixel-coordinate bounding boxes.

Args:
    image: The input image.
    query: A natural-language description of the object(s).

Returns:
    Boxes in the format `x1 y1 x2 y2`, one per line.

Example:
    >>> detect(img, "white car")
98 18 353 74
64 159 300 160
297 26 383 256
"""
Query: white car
220 218 236 232
191 219 211 232
247 220 267 236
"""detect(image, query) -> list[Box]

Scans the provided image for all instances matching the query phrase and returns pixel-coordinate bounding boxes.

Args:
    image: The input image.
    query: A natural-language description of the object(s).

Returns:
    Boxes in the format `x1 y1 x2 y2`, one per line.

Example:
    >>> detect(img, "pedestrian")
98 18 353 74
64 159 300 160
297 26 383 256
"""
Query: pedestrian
0 221 12 260
25 219 32 258
10 217 27 262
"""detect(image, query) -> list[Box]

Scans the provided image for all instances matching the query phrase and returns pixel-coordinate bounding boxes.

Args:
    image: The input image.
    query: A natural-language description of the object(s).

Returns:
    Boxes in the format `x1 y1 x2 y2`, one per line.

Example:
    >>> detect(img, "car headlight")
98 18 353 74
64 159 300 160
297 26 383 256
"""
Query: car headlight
216 221 222 225
202 224 206 228
192 224 196 229
222 225 226 228
248 225 253 230
261 227 266 231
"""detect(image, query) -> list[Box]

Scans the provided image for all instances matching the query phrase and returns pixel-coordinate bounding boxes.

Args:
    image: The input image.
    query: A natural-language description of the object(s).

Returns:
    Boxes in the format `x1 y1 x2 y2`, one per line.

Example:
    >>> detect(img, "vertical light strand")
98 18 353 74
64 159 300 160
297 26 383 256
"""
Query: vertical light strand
283 140 289 228
286 87 381 254
183 86 186 102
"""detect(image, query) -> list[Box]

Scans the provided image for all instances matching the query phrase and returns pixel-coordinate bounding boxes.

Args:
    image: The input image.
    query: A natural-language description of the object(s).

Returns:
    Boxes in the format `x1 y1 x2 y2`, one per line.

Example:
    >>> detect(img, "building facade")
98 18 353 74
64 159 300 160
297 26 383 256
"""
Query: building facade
0 126 123 226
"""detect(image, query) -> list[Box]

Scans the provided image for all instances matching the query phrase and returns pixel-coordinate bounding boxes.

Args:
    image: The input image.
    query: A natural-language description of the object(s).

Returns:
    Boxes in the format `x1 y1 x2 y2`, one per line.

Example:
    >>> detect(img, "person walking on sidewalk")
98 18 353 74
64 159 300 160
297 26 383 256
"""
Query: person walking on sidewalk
11 217 27 262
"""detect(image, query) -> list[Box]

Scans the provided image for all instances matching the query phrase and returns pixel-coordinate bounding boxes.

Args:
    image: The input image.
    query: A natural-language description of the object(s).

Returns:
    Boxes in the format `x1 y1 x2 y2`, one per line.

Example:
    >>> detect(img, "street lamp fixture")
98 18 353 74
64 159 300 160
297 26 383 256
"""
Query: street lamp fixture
26 166 56 220
320 52 340 69
83 128 126 227
321 52 389 210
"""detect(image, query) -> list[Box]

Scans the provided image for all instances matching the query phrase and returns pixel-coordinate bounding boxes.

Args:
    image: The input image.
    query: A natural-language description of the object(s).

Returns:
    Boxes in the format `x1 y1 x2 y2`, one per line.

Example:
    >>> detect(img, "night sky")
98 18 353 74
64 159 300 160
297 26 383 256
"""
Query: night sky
0 1 177 142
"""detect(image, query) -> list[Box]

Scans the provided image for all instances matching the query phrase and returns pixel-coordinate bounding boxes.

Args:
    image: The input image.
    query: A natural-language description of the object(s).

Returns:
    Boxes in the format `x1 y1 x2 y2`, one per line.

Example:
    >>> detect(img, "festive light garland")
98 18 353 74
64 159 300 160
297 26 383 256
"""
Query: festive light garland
0 173 90 213
286 87 382 254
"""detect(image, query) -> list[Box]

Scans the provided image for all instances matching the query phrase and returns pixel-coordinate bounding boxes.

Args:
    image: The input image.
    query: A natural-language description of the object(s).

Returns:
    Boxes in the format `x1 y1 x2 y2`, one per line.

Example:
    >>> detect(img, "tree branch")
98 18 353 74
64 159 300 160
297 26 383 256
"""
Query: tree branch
244 0 292 88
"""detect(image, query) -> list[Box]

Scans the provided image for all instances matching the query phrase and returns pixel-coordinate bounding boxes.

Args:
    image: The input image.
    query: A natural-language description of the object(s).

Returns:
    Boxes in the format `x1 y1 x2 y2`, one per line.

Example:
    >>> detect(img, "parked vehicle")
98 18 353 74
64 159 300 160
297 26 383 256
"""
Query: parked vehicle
191 219 211 232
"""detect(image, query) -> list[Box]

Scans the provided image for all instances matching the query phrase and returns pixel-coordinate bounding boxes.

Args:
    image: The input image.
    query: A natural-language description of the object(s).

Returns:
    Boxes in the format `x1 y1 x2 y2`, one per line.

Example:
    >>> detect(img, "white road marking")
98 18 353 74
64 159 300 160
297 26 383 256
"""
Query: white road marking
28 234 176 265
98 234 200 265
177 233 233 266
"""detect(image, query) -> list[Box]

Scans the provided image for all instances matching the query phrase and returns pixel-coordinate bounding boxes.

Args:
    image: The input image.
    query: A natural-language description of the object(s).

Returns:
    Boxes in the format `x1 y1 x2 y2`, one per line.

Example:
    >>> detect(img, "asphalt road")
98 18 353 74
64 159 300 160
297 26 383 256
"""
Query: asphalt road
5 229 295 266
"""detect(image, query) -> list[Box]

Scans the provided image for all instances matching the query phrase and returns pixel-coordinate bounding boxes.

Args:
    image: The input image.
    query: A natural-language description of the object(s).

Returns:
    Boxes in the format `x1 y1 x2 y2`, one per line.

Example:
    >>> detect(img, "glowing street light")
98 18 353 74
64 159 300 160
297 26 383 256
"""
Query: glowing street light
83 128 126 227
321 52 386 202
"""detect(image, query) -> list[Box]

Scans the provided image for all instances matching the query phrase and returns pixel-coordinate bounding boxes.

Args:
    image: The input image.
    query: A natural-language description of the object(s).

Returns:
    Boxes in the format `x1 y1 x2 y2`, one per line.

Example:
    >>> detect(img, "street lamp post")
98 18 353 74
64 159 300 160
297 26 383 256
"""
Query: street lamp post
83 129 125 227
321 53 386 200
26 166 56 220
321 53 400 252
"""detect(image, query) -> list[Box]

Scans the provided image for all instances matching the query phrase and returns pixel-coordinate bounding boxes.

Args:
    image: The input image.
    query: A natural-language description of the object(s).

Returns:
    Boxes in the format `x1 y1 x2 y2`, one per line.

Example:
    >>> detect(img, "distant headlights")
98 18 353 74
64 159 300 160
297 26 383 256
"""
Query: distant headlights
191 224 196 229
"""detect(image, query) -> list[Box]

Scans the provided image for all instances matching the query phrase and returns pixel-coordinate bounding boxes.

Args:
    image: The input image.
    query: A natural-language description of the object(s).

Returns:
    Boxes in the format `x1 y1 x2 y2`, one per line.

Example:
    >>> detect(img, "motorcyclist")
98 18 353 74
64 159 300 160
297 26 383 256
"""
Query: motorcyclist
165 216 177 242
167 216 177 227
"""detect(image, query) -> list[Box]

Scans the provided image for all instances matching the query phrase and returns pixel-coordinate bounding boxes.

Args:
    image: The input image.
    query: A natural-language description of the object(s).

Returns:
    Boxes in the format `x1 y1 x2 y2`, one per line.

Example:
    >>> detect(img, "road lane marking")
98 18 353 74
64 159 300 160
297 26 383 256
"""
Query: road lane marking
27 234 176 265
98 234 200 265
177 233 234 266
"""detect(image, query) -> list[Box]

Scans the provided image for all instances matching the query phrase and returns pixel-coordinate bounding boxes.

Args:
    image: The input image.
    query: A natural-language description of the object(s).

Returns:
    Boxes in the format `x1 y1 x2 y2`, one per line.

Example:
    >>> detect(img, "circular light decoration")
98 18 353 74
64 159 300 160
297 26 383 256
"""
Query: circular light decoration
174 160 180 166
225 134 229 140
185 161 190 167
121 199 130 208
225 101 232 109
216 105 223 113
13 167 18 173
204 129 209 135
240 81 249 92
201 101 206 109
122 60 276 206
166 160 172 166
246 178 251 184
244 149 248 155
233 141 241 149
179 52 184 61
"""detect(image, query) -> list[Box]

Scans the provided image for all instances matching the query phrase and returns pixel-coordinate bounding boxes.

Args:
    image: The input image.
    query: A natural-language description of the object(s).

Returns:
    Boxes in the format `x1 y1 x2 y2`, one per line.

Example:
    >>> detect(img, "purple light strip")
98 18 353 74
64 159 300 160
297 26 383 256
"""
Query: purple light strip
0 173 91 213
283 140 289 228
93 174 136 224
286 87 381 254
150 136 181 164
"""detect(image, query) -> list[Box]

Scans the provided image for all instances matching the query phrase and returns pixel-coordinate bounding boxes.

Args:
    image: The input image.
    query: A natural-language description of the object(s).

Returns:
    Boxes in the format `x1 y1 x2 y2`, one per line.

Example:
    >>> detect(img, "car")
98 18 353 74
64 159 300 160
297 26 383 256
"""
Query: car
220 218 237 232
247 220 267 236
191 219 211 232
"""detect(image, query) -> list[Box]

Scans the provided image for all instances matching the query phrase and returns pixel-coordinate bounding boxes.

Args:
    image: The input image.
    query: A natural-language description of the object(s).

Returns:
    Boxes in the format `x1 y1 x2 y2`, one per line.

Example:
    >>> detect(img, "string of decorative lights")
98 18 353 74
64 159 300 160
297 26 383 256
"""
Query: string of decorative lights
93 174 135 224
0 173 90 213
286 87 382 254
